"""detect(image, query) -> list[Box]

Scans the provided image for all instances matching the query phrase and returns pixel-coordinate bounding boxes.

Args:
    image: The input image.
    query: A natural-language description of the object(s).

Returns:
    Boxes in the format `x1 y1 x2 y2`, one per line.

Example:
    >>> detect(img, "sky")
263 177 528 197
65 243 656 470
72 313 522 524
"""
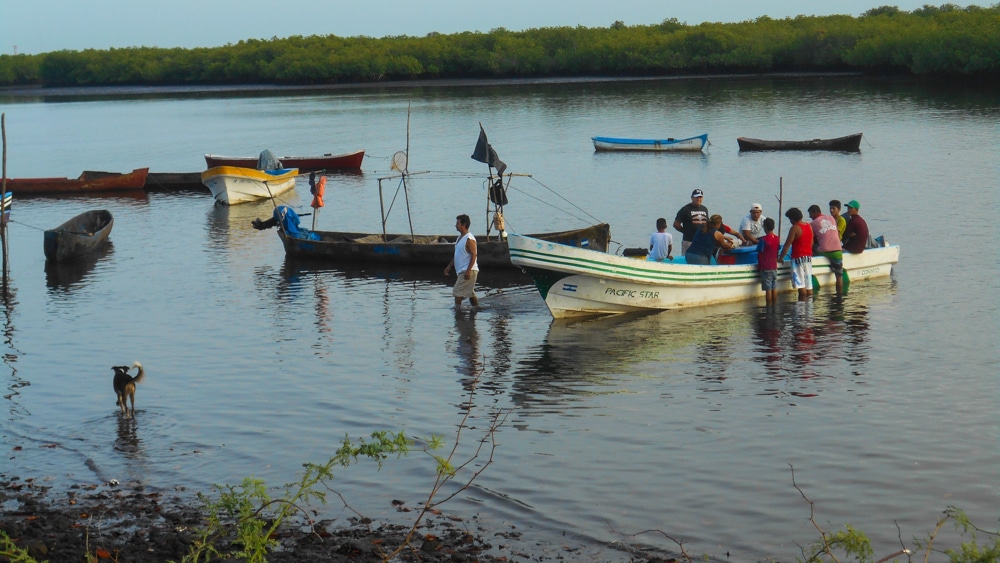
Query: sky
0 0 978 55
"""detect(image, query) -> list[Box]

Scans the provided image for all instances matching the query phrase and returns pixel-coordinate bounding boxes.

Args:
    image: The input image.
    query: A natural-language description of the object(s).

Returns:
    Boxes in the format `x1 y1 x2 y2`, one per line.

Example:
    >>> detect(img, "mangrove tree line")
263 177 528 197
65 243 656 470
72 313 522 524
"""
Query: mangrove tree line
0 3 997 87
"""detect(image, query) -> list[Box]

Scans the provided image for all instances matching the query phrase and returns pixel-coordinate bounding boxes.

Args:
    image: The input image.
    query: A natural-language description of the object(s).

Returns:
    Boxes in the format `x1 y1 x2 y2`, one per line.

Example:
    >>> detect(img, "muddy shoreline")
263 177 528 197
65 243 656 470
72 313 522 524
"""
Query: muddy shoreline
1 474 675 562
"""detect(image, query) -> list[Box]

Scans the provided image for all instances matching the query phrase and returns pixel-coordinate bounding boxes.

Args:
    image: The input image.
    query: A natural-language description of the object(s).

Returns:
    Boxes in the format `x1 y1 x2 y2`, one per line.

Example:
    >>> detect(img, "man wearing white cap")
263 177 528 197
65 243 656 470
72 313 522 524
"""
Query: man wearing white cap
673 188 709 254
739 203 766 245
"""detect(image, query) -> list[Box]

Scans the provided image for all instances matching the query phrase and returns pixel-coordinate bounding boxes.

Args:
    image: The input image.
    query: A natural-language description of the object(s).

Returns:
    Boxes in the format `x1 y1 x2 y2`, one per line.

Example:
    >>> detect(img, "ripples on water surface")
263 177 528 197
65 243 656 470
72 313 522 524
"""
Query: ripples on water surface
1 77 997 560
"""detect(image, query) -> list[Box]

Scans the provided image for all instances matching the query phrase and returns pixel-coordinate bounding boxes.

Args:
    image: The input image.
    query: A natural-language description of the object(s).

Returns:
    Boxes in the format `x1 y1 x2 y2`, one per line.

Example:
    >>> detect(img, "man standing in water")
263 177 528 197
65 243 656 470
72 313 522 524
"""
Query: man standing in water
809 204 844 295
778 207 814 301
444 214 480 309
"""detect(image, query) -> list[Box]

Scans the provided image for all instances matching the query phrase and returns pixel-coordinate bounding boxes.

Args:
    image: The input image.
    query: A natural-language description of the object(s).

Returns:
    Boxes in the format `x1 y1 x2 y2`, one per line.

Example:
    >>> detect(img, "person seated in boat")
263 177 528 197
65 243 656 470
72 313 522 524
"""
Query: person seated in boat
841 200 869 254
722 222 749 246
648 218 673 262
739 203 766 245
684 214 735 265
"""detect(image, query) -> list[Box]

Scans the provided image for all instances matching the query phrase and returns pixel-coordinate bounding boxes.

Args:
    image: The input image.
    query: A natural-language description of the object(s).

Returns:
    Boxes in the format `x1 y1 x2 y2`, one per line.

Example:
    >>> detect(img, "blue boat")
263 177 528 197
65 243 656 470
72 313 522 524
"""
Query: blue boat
592 133 708 152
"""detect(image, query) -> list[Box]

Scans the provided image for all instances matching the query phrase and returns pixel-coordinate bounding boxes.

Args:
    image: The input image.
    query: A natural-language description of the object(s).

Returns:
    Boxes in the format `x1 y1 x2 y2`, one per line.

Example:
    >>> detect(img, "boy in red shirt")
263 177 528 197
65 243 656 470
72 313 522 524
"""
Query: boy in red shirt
756 217 780 305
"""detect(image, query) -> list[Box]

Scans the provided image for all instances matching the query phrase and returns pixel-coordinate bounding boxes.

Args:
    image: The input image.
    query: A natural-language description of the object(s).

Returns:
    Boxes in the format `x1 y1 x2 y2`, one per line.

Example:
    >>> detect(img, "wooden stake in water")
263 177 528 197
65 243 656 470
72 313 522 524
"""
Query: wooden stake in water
1 112 8 290
776 176 784 238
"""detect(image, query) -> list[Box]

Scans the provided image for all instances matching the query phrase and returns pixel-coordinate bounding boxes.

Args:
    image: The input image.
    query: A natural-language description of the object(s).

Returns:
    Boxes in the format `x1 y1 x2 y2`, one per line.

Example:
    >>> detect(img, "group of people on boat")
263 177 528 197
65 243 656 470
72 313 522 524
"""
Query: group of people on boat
649 189 873 302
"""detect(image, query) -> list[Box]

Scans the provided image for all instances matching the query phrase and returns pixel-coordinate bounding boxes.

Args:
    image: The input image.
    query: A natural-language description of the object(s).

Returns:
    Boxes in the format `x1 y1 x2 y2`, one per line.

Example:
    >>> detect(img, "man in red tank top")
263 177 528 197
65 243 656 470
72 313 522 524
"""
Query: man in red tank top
778 207 814 300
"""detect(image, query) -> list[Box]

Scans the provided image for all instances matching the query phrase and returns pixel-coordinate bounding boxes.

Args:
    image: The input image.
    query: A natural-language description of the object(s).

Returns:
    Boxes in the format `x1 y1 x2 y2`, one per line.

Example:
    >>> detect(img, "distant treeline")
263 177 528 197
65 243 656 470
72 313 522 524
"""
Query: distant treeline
1 4 997 88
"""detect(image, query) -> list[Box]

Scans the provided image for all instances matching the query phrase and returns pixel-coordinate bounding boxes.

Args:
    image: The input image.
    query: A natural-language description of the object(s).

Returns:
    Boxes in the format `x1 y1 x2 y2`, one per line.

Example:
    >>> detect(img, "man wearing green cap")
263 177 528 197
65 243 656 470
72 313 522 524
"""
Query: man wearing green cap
842 200 869 254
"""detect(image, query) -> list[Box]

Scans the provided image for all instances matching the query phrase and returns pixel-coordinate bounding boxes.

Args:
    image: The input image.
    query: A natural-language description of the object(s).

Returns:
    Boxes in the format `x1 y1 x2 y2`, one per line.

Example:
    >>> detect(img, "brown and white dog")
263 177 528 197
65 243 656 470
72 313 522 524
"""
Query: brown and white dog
112 362 145 418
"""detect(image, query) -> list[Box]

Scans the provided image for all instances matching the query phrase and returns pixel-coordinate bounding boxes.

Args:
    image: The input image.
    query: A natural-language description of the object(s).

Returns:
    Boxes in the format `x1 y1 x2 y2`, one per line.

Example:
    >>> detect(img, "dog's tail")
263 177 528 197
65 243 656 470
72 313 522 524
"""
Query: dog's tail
132 361 145 385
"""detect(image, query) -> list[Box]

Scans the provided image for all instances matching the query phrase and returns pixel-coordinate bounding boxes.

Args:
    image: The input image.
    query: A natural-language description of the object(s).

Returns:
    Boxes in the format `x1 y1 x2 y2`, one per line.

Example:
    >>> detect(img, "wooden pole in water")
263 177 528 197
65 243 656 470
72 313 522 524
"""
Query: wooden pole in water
1 113 8 291
403 102 415 241
776 176 784 239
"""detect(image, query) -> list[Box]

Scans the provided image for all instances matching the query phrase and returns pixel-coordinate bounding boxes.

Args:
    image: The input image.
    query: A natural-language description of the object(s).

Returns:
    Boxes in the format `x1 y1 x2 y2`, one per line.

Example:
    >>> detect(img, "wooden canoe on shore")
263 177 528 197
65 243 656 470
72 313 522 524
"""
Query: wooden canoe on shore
737 133 862 152
5 168 149 195
204 150 365 172
43 209 114 262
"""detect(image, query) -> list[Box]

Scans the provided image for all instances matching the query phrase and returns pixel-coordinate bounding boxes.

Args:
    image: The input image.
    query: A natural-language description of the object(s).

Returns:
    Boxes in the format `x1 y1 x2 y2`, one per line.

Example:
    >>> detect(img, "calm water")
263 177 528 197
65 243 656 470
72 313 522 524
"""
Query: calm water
1 78 997 561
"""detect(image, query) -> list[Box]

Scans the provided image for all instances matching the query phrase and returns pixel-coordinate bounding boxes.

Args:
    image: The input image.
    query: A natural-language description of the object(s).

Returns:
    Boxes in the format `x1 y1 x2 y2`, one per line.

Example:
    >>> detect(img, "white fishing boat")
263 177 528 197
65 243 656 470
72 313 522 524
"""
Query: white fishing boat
508 234 900 318
200 166 299 205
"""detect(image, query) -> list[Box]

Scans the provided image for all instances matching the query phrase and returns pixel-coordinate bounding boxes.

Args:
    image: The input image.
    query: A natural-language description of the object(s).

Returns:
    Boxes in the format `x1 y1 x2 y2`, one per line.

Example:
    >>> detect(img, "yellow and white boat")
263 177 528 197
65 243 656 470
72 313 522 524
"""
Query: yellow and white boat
200 166 299 205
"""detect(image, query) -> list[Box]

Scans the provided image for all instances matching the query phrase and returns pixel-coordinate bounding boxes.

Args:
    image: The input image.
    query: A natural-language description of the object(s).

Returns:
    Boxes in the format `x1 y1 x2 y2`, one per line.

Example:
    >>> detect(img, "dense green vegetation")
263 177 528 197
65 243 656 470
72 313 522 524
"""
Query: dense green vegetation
0 4 997 88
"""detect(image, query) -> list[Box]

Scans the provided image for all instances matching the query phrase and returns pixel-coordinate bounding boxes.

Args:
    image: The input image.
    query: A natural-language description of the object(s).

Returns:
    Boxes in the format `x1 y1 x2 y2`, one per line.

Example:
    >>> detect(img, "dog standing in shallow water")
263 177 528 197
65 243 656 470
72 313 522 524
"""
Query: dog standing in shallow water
112 362 145 418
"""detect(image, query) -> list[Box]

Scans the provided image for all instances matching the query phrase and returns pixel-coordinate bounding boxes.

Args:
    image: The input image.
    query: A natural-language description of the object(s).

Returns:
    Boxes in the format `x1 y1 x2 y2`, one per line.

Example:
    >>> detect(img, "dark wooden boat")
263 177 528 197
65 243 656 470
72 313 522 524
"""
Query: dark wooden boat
737 133 862 152
204 150 365 172
259 125 607 268
265 207 611 269
43 209 114 262
5 168 149 195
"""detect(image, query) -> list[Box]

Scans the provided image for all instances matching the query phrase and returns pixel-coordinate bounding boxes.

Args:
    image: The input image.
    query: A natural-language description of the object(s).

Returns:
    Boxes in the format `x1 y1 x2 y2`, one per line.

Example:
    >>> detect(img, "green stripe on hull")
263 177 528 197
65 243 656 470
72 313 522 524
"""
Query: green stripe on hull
521 266 572 299
511 249 761 284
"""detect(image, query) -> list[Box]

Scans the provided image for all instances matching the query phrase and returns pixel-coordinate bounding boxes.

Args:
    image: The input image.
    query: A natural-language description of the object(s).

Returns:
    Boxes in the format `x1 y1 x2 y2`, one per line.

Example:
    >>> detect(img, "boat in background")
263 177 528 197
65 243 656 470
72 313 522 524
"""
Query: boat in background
4 168 149 196
592 134 708 152
737 133 863 152
204 149 364 172
508 233 900 318
253 124 612 268
44 209 114 262
201 166 299 205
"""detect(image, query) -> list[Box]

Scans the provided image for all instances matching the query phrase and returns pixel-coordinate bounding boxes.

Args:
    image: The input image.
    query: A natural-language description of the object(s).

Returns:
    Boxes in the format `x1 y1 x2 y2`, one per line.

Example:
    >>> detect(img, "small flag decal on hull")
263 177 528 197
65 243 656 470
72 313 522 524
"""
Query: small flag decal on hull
561 283 578 292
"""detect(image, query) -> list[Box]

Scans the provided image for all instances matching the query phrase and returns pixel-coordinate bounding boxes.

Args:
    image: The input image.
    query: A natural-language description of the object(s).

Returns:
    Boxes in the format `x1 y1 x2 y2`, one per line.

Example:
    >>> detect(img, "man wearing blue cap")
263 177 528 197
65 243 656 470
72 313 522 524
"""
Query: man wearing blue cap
842 200 869 254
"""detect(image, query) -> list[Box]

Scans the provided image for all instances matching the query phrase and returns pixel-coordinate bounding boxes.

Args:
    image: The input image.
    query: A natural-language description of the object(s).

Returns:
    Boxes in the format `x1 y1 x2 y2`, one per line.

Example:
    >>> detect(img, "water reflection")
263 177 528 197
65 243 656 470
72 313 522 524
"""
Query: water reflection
279 257 531 291
18 191 151 204
205 196 299 254
514 280 897 409
44 242 114 291
113 415 146 461
453 308 481 389
1 284 28 419
749 280 895 399
513 305 752 409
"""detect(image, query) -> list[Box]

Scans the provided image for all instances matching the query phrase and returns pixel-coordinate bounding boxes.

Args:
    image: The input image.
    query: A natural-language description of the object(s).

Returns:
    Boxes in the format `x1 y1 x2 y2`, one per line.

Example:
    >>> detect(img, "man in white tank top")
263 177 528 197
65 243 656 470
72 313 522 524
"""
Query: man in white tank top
443 214 480 308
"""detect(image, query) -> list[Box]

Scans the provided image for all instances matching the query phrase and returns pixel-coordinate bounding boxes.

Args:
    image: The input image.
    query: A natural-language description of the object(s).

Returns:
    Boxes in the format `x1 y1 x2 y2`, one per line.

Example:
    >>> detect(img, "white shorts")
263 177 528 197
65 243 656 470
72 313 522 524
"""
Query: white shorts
790 256 812 289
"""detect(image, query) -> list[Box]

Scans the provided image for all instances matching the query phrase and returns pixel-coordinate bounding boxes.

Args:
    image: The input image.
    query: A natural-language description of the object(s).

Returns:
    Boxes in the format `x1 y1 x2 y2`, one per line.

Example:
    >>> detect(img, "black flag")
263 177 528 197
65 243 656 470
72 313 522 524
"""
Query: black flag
471 124 507 176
